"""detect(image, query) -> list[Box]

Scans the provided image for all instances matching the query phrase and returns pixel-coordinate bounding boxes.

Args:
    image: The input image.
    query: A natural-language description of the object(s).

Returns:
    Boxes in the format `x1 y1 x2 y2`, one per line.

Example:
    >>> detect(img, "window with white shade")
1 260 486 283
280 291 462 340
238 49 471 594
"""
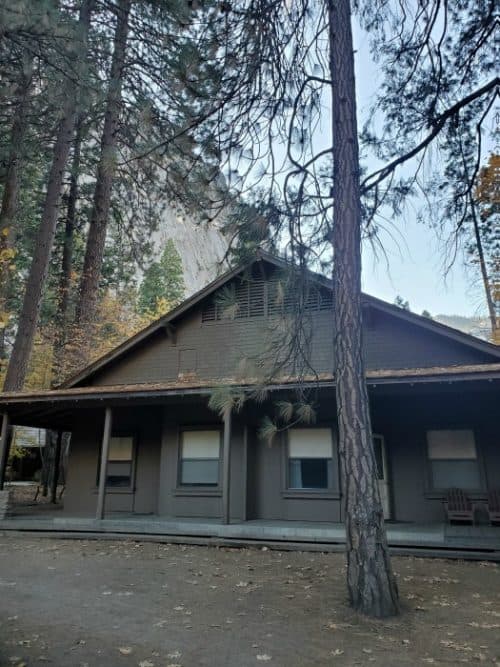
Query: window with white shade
106 436 134 488
180 430 221 486
427 429 481 490
288 428 333 490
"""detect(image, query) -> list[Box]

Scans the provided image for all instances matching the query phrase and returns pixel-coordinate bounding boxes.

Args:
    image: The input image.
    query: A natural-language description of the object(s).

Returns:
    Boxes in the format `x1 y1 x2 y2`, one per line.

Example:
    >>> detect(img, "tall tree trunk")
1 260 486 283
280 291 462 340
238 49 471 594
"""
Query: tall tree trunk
74 0 131 360
470 196 499 342
52 114 85 384
0 57 33 361
2 0 94 392
328 0 399 617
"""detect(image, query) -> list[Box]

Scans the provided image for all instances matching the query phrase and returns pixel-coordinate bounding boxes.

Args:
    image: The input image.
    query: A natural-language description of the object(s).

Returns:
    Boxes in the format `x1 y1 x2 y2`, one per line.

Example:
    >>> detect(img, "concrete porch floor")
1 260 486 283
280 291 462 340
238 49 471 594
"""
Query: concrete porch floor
1 512 499 559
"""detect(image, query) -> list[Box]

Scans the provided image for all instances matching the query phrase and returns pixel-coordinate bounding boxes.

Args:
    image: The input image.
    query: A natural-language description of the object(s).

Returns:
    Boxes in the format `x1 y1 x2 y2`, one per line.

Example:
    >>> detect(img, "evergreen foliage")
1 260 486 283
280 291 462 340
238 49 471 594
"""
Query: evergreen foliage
137 239 185 316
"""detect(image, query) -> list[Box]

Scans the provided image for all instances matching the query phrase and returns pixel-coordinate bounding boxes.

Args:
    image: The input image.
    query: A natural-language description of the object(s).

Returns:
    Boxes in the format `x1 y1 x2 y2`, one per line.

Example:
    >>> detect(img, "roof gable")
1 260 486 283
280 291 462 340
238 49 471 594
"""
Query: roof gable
63 251 500 388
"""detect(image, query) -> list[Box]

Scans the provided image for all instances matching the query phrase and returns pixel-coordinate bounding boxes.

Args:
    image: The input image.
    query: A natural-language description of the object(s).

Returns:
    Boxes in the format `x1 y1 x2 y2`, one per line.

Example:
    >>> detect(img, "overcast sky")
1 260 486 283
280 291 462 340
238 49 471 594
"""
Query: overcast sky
352 23 484 318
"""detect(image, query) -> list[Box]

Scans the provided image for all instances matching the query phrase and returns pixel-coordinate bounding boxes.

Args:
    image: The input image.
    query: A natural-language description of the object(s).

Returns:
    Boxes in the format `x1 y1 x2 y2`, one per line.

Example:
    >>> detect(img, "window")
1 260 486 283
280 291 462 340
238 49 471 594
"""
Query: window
427 430 481 490
106 436 134 488
288 428 333 490
180 430 221 486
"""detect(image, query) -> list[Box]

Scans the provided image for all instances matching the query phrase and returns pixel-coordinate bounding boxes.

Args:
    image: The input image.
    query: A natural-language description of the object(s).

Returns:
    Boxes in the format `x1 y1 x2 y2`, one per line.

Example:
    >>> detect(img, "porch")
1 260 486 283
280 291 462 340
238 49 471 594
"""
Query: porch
1 509 499 560
0 367 499 558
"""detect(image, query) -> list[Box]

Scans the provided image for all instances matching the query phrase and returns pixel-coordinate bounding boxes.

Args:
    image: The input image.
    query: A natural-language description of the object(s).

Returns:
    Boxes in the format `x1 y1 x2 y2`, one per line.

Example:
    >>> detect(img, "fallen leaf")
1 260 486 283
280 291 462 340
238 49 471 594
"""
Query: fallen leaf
167 651 181 659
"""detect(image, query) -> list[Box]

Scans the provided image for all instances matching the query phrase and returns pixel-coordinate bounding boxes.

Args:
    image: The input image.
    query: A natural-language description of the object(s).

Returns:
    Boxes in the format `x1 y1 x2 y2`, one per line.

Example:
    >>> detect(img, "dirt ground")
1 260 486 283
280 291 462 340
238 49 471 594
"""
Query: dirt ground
0 536 498 667
6 485 65 515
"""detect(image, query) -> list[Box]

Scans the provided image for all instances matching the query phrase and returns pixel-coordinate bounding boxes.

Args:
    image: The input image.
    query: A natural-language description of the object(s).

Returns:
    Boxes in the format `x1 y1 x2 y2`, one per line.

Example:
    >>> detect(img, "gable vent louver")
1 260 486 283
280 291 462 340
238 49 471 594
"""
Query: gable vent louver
268 280 333 315
202 280 265 322
202 279 332 322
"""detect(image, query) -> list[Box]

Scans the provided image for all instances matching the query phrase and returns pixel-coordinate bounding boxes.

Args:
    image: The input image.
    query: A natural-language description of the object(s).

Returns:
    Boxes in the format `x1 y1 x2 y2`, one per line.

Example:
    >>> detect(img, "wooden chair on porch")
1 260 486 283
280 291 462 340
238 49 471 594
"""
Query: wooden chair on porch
445 488 475 525
487 490 500 526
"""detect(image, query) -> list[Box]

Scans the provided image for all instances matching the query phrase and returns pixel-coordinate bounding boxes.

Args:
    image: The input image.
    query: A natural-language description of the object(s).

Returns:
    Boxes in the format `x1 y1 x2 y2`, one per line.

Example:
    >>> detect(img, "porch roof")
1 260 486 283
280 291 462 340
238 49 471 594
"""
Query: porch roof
1 362 499 415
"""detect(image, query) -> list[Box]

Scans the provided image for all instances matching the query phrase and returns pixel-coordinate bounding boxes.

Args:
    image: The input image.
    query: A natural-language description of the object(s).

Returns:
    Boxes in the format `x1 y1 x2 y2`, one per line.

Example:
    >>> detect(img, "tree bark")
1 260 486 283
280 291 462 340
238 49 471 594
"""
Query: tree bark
2 0 94 392
327 0 399 617
470 196 499 342
0 57 33 361
52 114 85 384
74 0 131 360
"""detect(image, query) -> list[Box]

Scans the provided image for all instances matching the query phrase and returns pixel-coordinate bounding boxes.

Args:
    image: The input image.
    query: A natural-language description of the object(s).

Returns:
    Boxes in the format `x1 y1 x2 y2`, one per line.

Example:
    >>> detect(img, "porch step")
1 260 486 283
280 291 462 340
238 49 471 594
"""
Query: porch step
0 517 499 561
0 528 499 562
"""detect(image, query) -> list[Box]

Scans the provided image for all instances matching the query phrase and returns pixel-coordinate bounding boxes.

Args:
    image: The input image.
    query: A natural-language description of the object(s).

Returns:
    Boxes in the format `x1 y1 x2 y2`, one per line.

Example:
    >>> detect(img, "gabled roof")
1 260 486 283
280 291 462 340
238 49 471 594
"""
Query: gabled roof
61 249 500 388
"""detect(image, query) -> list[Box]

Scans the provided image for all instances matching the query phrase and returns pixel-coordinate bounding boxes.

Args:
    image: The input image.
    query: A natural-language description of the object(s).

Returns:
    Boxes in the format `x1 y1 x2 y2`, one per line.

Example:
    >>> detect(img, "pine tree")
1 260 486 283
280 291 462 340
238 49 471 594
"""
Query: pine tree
74 0 132 354
3 0 94 392
137 239 185 316
147 0 494 616
468 154 499 342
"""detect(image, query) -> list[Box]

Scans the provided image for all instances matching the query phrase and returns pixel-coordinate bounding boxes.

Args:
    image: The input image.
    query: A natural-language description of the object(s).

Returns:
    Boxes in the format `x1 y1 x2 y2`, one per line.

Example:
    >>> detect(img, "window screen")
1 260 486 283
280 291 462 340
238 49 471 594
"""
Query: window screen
106 436 134 487
427 430 480 490
288 429 333 490
180 430 221 486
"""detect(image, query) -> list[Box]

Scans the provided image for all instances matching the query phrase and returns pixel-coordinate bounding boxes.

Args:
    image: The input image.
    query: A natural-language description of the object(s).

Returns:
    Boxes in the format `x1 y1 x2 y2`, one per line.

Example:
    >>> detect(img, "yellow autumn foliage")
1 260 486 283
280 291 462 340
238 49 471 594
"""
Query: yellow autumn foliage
0 288 171 391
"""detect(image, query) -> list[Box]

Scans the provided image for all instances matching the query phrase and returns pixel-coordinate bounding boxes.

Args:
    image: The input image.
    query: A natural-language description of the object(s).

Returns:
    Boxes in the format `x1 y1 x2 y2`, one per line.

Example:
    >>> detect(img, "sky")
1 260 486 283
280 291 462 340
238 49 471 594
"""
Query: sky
352 22 485 318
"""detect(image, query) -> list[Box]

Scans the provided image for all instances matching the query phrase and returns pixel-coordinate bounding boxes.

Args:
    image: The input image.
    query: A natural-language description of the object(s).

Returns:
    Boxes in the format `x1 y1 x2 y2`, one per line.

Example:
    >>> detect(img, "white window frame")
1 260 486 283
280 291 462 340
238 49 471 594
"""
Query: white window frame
97 433 136 491
286 427 334 491
426 429 483 492
179 428 222 487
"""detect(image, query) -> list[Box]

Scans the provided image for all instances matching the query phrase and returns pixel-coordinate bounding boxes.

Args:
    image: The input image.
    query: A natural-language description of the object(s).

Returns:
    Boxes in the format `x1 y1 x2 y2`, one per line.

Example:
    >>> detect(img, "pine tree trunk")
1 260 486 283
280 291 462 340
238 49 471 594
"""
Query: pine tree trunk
52 115 85 384
0 58 32 361
327 0 399 617
74 0 131 359
470 200 499 342
2 0 94 392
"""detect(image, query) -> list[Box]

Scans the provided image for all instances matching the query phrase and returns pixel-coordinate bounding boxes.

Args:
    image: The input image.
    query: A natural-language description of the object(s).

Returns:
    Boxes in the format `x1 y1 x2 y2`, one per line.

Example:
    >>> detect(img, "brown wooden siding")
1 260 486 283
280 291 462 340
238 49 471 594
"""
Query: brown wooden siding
87 280 496 387
62 386 500 524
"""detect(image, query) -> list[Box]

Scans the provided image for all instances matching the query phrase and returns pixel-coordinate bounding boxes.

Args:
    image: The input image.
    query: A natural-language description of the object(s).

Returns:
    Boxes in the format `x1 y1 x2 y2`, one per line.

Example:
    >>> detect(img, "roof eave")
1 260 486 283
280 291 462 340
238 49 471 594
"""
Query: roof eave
59 251 500 389
2 364 500 408
60 256 262 389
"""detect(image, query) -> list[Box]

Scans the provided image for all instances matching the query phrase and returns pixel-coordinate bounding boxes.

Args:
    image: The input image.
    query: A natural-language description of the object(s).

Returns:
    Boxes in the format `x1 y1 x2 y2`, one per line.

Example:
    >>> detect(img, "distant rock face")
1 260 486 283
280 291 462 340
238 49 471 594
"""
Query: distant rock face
153 205 229 296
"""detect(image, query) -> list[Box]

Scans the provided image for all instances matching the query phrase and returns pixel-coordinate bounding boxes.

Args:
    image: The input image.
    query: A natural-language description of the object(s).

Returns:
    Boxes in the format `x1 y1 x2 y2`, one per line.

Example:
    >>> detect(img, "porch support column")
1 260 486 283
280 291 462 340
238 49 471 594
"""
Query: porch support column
222 408 231 525
50 431 63 503
0 412 10 490
96 407 113 520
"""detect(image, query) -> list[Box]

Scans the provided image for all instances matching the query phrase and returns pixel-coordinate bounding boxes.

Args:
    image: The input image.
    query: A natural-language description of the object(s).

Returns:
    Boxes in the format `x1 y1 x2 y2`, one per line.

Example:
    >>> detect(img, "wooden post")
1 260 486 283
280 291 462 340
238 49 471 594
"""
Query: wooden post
42 429 50 497
242 424 248 522
222 408 232 525
50 431 63 503
96 407 112 520
0 412 10 491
